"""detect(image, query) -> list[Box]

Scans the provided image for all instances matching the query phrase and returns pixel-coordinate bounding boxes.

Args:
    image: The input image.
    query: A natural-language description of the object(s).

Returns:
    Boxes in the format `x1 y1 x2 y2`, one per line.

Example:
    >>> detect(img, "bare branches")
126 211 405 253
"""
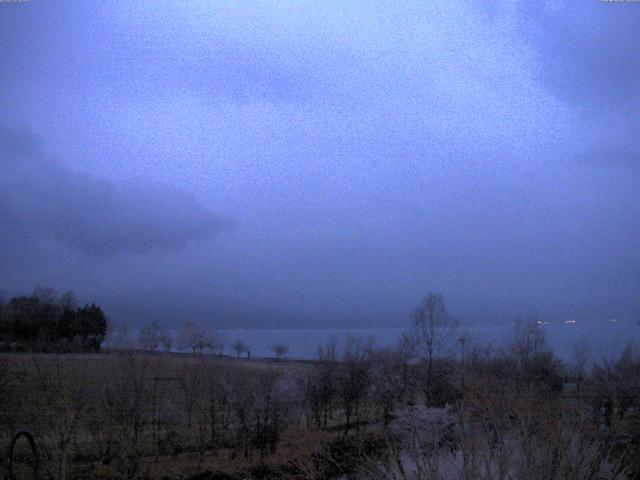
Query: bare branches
271 344 289 361
178 322 213 355
232 339 249 359
2 325 639 479
407 292 457 376
137 320 161 352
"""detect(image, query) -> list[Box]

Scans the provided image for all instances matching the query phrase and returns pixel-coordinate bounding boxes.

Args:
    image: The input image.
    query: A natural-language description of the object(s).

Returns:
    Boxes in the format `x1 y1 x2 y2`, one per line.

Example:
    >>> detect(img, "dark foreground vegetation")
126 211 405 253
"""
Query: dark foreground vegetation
0 288 107 353
0 292 638 479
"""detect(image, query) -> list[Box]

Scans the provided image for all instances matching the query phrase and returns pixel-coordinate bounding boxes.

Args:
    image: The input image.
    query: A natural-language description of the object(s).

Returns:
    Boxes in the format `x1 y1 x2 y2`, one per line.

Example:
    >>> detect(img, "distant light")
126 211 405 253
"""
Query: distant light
611 318 617 323
565 319 576 325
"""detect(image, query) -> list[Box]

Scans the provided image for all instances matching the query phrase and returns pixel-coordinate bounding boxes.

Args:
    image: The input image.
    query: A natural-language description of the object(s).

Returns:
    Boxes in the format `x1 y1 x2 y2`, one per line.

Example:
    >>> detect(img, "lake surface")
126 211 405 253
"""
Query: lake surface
183 321 639 364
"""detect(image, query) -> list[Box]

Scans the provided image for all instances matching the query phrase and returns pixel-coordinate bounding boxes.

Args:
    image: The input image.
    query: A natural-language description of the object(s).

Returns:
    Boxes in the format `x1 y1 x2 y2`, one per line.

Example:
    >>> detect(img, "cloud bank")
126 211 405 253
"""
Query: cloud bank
0 1 638 326
0 127 230 256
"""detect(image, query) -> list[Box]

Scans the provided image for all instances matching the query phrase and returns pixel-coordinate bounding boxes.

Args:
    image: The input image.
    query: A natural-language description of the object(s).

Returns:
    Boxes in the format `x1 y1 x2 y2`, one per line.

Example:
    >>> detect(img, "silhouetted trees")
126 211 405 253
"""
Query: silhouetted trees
370 348 407 427
137 320 161 352
406 292 457 380
157 331 173 353
211 331 227 357
298 336 339 428
405 292 457 406
1 317 639 479
233 339 248 359
111 321 134 351
508 316 564 392
179 322 213 355
338 335 375 433
0 287 108 352
271 343 288 361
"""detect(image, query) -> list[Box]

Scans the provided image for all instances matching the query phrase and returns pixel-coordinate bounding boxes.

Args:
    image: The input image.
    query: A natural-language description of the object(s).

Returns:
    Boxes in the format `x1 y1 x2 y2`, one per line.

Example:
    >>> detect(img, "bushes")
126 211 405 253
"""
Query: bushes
0 354 303 479
2 327 638 479
421 362 461 408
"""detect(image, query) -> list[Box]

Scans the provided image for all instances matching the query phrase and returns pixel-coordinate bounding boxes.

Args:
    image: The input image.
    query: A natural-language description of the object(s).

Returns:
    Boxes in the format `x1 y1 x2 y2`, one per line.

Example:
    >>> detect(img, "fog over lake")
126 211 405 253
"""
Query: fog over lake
143 321 640 364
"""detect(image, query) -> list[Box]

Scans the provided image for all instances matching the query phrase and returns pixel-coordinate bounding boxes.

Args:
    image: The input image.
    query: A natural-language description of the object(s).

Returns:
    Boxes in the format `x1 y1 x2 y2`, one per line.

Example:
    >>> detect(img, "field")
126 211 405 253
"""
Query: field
1 334 639 480
0 351 388 480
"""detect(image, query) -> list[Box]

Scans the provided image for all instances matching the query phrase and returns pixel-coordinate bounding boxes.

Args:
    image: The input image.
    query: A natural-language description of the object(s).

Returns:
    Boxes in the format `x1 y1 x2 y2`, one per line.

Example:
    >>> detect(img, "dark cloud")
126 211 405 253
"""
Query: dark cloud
494 1 640 172
514 1 640 108
0 2 638 327
0 127 231 256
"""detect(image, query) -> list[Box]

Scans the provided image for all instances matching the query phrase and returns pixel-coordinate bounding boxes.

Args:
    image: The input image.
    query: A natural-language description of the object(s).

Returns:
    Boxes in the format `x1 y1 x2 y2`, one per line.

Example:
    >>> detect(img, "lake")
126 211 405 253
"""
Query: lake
196 321 639 364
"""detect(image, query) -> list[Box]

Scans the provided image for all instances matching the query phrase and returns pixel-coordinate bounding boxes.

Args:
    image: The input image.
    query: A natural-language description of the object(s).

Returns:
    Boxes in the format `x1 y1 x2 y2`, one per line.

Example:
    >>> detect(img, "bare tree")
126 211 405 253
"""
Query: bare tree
338 335 375 433
407 292 456 379
253 369 292 457
158 331 173 354
59 290 78 311
232 339 248 359
111 322 134 351
317 334 339 362
271 344 288 361
510 314 548 362
298 336 340 429
507 316 564 393
32 285 58 304
211 331 227 357
573 340 591 390
370 348 406 427
137 320 160 352
398 330 418 362
179 322 213 355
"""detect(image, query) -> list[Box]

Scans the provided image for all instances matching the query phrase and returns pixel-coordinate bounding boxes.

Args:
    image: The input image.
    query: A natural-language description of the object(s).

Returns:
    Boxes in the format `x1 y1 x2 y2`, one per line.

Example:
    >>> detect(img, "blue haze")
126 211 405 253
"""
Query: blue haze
1 2 639 333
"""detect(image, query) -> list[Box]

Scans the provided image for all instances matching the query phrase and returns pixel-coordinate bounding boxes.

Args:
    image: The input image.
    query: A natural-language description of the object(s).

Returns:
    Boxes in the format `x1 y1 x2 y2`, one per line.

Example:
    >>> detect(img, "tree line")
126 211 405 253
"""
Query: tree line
0 286 108 352
110 320 290 361
0 291 638 478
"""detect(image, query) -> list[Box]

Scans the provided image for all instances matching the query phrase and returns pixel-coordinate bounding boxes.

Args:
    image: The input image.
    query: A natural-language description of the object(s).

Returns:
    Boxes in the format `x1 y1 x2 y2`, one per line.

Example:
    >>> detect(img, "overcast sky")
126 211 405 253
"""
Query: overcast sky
1 1 639 327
